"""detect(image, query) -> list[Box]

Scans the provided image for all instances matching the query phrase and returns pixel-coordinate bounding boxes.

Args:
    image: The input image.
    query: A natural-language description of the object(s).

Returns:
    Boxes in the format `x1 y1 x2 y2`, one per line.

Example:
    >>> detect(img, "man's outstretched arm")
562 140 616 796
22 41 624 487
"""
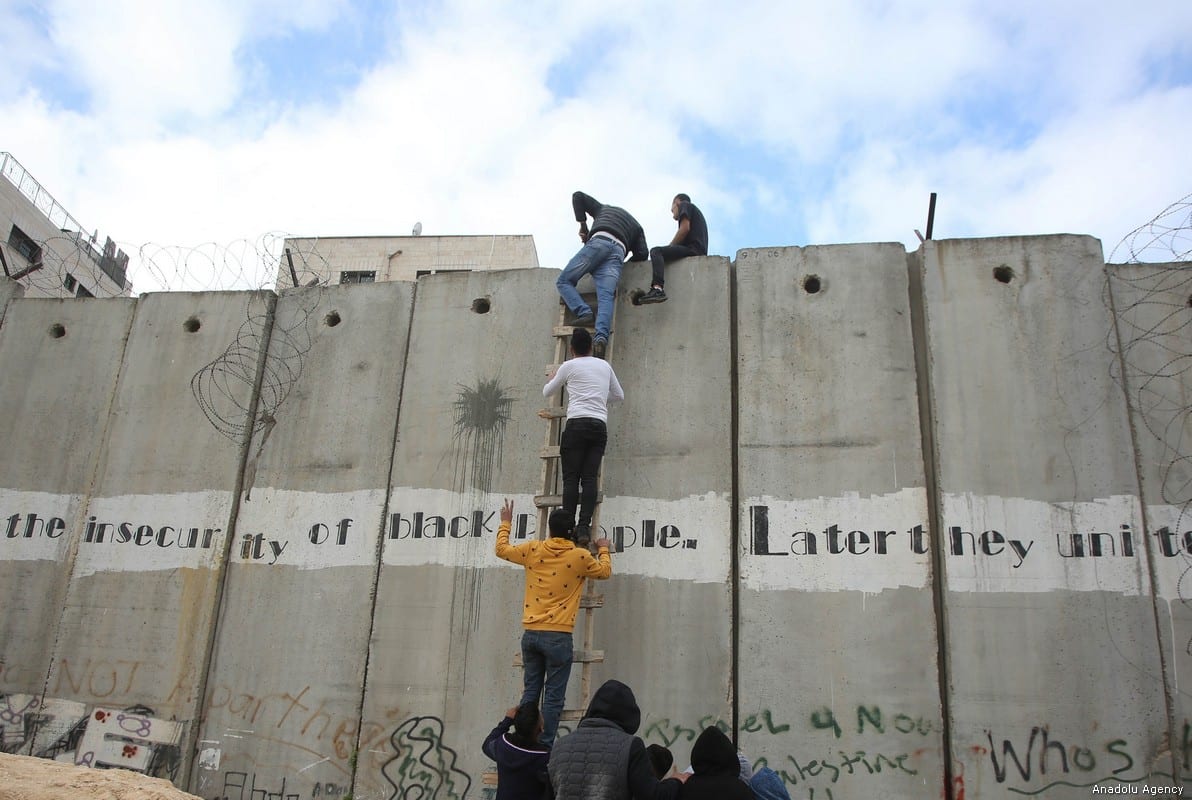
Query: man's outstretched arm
494 498 530 564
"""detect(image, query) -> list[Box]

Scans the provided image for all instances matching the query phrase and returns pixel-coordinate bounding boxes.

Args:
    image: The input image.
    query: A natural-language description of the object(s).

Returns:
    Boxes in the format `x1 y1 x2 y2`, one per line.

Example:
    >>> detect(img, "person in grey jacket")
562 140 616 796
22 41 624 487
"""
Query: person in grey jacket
557 191 648 358
547 679 685 800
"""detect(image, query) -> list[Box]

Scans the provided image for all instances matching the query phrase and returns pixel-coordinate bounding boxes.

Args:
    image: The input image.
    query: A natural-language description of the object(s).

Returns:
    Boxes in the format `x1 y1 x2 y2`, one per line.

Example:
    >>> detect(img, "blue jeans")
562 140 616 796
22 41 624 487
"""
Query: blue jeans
520 629 573 747
557 236 623 343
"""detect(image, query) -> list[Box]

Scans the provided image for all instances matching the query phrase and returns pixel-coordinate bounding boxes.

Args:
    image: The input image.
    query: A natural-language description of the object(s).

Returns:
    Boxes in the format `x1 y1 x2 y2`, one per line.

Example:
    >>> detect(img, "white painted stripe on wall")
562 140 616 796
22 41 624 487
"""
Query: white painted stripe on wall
383 487 729 583
232 487 387 569
73 492 232 577
0 489 82 562
1142 504 1192 601
740 488 931 592
942 493 1148 595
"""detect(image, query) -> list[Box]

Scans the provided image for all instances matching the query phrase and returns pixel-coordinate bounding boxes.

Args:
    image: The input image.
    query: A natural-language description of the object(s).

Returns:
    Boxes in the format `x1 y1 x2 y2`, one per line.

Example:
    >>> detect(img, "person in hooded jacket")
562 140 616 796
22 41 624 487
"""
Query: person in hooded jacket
482 702 551 800
547 679 684 800
677 726 754 800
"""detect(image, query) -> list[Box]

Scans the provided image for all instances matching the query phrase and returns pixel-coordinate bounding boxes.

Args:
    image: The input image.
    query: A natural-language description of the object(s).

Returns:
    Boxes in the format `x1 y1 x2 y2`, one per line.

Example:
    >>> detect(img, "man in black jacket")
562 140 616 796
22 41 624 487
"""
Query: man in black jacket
547 679 684 800
558 191 648 358
637 193 708 305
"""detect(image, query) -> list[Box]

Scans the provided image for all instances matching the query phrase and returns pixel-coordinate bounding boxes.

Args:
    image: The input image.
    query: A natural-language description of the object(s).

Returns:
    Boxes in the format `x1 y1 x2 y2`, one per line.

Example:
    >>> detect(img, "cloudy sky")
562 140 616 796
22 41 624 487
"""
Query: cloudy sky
2 0 1190 292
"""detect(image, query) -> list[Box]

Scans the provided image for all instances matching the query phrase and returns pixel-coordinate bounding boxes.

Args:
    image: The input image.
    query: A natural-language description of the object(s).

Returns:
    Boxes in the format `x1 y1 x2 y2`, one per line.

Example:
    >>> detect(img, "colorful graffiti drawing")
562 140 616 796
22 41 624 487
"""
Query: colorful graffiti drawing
0 694 183 779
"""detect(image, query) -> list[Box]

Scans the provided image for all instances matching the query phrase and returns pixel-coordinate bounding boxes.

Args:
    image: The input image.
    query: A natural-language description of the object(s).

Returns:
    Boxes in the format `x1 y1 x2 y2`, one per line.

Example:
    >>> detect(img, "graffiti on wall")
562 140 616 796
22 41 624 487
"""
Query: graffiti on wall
0 693 184 779
381 715 472 800
979 721 1192 795
450 377 514 496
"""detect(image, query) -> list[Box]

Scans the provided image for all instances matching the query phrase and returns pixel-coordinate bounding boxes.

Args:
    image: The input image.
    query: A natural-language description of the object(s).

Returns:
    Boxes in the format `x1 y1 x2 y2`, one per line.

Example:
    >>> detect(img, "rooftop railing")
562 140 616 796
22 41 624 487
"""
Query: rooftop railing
0 152 128 289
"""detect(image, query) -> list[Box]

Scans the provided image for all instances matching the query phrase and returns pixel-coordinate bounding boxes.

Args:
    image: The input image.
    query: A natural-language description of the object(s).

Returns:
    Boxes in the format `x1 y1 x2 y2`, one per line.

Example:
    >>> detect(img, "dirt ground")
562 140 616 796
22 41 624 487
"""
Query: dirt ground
0 753 201 800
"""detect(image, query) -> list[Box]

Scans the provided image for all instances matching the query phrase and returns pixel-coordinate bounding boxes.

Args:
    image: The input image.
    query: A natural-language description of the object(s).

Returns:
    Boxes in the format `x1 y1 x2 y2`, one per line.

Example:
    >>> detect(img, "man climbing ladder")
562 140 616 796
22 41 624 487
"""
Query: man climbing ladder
495 500 611 748
542 326 624 546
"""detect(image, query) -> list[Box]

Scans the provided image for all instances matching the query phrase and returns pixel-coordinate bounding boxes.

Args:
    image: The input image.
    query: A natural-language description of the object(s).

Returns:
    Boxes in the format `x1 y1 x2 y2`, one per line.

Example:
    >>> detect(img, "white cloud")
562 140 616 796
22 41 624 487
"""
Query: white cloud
0 0 1188 293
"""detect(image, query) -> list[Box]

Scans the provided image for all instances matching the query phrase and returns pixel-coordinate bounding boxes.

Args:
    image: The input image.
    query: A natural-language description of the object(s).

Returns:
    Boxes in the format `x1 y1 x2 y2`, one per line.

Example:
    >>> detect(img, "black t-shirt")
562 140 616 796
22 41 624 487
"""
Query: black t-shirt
677 201 708 255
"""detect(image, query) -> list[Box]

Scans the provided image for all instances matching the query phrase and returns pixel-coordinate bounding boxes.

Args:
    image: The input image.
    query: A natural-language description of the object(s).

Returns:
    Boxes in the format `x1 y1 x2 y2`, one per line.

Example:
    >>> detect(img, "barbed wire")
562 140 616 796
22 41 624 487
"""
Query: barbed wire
1104 192 1192 656
1108 192 1192 264
183 239 333 444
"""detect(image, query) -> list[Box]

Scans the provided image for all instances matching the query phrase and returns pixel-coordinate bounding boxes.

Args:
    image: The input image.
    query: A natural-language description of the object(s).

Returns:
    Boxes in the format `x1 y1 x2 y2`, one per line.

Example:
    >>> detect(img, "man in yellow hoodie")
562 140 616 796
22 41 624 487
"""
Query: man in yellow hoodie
496 499 612 747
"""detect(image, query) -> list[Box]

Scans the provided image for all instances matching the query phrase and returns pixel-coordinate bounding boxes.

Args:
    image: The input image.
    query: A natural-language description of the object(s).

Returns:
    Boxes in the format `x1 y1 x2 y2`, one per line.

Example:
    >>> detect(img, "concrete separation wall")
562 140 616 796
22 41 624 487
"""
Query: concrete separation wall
0 234 1186 800
1106 261 1192 783
600 254 734 769
359 268 560 800
0 297 136 750
192 282 415 800
921 237 1169 798
736 244 944 798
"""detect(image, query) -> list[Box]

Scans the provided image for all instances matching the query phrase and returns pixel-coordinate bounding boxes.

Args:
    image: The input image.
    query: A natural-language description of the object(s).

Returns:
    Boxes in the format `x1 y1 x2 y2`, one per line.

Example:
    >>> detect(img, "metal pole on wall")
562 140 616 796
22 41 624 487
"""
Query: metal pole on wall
926 192 938 240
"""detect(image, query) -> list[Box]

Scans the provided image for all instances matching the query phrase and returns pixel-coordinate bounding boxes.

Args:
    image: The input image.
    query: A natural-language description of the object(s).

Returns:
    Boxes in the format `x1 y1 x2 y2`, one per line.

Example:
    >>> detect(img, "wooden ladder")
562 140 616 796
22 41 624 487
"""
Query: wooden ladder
484 293 615 790
533 291 616 724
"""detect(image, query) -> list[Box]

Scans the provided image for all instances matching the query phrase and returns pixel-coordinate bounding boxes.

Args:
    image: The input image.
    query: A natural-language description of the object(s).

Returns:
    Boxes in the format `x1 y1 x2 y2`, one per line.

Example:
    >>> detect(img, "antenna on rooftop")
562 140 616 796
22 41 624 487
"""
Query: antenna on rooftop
412 221 423 236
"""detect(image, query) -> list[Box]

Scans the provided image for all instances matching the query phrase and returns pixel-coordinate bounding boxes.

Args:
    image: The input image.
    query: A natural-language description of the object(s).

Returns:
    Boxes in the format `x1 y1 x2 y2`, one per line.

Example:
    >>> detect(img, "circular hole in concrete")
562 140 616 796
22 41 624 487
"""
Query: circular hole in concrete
49 323 66 339
803 275 822 294
994 265 1015 284
183 316 201 333
472 297 492 314
324 310 341 327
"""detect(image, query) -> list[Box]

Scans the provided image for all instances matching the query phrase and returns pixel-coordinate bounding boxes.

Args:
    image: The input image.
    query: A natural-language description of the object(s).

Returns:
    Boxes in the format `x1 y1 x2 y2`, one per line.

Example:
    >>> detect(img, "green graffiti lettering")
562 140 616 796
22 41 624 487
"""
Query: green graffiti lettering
811 707 841 739
856 706 882 734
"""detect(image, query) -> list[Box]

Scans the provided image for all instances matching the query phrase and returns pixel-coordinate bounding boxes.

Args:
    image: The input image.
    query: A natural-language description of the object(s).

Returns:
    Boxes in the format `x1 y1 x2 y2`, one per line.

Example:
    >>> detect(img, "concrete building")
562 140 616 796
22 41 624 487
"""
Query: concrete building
0 152 132 299
278 231 539 288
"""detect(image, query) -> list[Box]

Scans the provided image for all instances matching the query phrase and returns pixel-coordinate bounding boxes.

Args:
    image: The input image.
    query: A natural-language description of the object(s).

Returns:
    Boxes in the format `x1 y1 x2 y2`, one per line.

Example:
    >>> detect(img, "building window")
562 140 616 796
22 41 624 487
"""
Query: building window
339 270 376 284
64 273 77 292
75 284 94 298
8 225 42 264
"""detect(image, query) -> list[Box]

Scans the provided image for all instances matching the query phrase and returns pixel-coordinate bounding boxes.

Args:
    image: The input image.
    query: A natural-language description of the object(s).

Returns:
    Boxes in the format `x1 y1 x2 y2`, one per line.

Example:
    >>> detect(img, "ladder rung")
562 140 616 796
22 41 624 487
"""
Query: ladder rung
554 324 593 337
560 292 598 306
580 595 604 609
559 709 586 722
534 493 602 508
545 363 562 375
538 407 566 419
540 445 560 459
482 771 498 786
513 649 604 667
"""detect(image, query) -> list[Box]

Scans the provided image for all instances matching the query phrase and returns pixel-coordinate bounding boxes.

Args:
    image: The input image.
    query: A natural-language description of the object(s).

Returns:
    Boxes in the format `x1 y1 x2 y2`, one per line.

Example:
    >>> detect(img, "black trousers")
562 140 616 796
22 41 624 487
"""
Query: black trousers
649 244 699 287
559 417 607 527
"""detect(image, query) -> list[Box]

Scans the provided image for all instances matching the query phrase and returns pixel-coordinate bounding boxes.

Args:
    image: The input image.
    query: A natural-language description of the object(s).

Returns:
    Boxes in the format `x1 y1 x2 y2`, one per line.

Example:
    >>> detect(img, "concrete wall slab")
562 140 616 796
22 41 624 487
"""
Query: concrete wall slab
43 291 272 782
191 282 415 800
923 237 1169 797
736 244 944 798
598 254 734 769
1107 261 1192 783
0 298 134 717
357 269 559 800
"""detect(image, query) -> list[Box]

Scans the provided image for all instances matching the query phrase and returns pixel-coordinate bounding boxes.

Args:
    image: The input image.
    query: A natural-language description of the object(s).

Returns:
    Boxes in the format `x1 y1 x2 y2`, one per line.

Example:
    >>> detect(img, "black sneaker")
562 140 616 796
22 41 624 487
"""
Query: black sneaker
575 522 591 547
592 339 607 359
572 312 595 328
638 286 667 304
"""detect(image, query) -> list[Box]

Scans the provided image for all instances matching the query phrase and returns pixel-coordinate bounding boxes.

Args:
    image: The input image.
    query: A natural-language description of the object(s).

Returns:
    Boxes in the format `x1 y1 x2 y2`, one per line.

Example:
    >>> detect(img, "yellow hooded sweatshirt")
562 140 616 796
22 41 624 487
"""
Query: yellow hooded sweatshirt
496 521 612 632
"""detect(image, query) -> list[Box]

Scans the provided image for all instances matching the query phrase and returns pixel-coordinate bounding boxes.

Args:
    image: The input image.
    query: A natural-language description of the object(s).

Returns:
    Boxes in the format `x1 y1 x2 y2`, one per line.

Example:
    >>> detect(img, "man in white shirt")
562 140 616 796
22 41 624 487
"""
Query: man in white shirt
542 327 625 546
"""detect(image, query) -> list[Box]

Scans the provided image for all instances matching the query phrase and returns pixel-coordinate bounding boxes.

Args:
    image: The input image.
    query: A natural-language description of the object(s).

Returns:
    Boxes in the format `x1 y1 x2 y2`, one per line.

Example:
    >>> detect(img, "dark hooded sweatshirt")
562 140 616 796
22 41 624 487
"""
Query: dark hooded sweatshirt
482 715 550 800
678 727 754 800
548 680 681 800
